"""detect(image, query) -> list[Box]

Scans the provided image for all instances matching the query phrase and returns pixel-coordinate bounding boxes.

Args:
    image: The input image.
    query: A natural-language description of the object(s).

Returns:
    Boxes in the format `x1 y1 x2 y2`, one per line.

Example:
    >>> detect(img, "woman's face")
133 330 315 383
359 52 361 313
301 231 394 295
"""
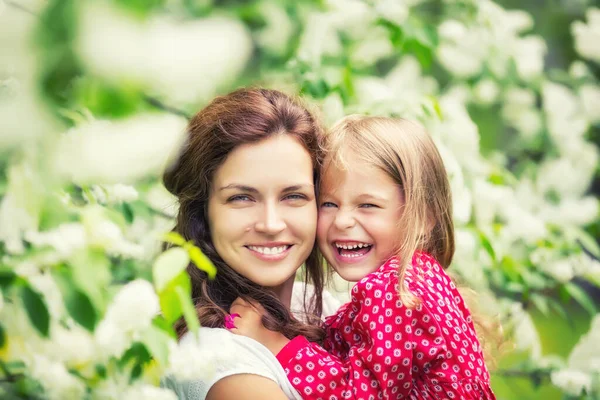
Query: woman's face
207 134 317 290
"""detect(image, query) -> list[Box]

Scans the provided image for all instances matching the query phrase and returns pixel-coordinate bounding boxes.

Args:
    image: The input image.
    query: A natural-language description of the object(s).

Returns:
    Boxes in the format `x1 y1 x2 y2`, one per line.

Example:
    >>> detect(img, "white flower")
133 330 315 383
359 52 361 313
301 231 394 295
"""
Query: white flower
571 7 600 63
350 28 393 67
438 20 467 42
539 196 599 227
52 325 96 367
24 223 87 259
567 315 600 373
551 369 592 396
102 279 159 333
256 2 293 55
91 184 139 204
29 355 86 400
122 384 177 400
512 36 546 80
82 209 144 258
297 13 342 66
569 60 592 78
542 81 589 146
537 155 597 199
580 84 600 123
166 328 238 381
375 0 409 25
321 92 345 127
509 303 542 359
76 3 252 104
95 280 159 358
54 114 187 185
327 0 375 36
472 79 499 105
94 320 130 359
437 43 483 78
544 259 575 283
146 184 178 218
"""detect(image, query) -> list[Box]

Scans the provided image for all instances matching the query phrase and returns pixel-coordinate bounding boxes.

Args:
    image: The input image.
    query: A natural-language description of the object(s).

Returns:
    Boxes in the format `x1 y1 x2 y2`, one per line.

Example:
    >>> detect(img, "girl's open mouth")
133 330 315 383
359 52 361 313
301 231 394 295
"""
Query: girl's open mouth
334 242 373 259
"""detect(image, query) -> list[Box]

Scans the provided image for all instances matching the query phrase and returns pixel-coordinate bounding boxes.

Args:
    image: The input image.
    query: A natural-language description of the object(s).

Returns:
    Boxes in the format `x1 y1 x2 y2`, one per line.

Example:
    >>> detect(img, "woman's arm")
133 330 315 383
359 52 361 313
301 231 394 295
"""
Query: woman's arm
207 374 290 400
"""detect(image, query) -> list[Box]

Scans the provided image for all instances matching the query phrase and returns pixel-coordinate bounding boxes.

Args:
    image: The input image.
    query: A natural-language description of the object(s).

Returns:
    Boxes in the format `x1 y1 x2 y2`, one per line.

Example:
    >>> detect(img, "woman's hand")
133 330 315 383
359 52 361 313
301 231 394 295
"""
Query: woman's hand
228 297 290 356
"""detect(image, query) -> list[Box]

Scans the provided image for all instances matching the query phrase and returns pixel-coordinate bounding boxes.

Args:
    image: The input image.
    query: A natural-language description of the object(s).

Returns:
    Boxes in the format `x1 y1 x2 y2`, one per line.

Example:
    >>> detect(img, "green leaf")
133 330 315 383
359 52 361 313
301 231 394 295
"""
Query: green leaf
530 293 550 316
21 285 50 337
53 269 98 331
64 289 98 332
152 316 177 339
571 227 600 258
153 247 190 292
0 321 6 349
162 232 187 247
478 231 496 262
547 298 568 320
176 285 200 335
141 324 173 366
188 246 217 279
121 203 135 224
564 282 597 316
0 267 16 288
69 249 110 313
119 342 152 380
158 272 190 324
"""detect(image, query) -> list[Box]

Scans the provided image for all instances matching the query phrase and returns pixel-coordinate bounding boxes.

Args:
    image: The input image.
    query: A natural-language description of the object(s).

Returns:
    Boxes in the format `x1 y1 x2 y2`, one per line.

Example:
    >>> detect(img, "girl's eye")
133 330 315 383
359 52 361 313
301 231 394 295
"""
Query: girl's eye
321 202 338 208
359 203 379 209
284 193 308 201
227 194 253 202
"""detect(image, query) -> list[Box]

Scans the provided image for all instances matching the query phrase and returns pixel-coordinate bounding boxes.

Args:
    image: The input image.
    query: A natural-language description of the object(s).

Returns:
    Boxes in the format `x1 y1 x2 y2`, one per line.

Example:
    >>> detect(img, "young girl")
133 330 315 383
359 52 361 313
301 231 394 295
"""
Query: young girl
230 116 496 399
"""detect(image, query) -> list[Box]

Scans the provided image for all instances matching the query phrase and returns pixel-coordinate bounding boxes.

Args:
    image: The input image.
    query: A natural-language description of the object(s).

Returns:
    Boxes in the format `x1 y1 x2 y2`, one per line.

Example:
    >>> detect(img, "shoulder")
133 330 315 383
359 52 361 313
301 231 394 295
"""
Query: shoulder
352 258 400 300
166 328 299 399
406 253 458 302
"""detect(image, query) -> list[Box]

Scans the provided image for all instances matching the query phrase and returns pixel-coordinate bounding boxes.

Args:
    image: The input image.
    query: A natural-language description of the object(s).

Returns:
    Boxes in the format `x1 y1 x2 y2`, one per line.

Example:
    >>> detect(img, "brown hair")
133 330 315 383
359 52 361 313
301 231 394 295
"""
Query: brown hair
163 88 325 341
324 115 454 304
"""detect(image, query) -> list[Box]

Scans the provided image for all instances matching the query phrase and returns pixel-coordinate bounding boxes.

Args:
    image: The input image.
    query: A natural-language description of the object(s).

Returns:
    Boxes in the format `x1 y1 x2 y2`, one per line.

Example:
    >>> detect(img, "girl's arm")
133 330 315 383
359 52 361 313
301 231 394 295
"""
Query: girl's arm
207 374 290 400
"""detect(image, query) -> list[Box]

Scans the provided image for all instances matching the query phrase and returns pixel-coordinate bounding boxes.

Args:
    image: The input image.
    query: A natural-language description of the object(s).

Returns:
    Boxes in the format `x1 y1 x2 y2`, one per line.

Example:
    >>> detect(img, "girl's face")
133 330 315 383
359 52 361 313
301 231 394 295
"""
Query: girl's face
208 134 317 291
317 152 404 282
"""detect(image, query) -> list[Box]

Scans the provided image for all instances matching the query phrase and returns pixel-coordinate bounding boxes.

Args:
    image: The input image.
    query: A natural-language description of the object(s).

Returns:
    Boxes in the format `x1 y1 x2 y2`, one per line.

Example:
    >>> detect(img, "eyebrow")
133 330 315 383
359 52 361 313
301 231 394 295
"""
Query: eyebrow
357 193 387 202
219 184 314 193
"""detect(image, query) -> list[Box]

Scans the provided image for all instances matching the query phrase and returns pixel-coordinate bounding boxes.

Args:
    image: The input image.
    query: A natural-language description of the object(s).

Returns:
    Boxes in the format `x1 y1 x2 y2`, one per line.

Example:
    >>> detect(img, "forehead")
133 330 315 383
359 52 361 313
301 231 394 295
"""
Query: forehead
213 135 314 187
320 156 397 196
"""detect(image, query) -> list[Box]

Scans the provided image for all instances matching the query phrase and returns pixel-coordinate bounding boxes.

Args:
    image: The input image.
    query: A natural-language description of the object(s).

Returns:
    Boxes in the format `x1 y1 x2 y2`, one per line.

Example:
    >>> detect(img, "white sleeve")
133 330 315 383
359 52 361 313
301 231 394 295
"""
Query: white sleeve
161 327 301 400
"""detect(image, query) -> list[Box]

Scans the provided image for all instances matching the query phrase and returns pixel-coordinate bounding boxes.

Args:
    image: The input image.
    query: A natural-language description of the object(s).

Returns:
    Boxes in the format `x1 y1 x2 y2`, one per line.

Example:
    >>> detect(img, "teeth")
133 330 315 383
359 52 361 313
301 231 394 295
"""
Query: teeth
340 252 365 258
335 242 371 250
248 245 288 255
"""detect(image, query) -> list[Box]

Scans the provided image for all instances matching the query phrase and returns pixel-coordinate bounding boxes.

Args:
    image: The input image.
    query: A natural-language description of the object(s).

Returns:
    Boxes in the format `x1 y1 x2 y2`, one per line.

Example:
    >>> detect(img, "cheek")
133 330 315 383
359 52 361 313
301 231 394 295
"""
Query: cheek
316 212 333 241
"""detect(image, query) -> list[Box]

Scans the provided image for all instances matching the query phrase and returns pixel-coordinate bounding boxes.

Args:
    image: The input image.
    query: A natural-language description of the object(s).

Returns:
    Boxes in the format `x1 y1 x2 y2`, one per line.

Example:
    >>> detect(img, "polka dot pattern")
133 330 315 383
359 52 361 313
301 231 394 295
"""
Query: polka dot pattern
277 253 496 400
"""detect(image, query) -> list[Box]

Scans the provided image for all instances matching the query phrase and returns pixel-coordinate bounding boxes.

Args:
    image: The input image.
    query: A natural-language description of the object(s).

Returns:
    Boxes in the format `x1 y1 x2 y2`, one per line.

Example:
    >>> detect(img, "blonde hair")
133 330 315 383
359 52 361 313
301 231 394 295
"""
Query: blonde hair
324 115 455 304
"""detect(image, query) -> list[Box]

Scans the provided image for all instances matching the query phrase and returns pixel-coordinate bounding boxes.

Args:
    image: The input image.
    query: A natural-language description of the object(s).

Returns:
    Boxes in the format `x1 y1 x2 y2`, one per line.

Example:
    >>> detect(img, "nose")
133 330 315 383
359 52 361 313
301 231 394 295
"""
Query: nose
255 202 286 235
333 208 356 230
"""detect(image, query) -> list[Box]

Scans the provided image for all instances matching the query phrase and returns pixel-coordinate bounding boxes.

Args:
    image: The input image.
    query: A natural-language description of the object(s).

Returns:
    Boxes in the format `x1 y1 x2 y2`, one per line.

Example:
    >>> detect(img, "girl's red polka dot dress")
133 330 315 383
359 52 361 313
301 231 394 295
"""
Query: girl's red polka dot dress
276 253 497 399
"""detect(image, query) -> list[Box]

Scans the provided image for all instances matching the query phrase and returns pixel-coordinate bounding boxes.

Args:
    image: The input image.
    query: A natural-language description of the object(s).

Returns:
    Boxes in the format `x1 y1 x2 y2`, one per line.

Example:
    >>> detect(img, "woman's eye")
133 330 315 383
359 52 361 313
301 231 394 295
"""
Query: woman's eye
321 202 338 208
284 193 308 201
227 194 252 202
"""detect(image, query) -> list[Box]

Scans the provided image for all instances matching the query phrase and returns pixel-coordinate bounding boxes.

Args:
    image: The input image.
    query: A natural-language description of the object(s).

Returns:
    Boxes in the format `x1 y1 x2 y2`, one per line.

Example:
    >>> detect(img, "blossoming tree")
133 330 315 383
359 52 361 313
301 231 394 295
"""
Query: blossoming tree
0 0 599 398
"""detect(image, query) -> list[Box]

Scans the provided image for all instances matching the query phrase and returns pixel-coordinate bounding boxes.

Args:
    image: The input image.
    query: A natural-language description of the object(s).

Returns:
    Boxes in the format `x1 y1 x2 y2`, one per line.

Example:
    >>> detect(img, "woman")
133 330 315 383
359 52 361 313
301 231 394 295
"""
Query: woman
161 88 338 399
